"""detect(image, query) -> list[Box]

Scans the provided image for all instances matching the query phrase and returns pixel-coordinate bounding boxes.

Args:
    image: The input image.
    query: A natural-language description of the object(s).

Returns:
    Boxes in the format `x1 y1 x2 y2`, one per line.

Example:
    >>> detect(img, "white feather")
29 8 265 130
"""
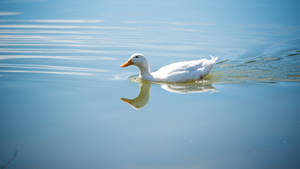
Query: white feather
121 53 218 83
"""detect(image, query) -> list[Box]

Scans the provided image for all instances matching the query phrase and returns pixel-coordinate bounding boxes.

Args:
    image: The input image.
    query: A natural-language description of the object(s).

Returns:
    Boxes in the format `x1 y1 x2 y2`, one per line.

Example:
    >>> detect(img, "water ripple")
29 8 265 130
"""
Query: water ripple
0 25 133 30
0 12 22 16
0 55 116 61
0 63 109 72
0 18 299 83
0 70 93 76
0 48 106 54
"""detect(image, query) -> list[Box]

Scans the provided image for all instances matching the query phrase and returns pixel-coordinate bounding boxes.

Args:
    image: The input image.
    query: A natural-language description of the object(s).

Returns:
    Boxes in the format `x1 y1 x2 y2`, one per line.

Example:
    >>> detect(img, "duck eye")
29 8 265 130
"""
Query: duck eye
135 56 139 58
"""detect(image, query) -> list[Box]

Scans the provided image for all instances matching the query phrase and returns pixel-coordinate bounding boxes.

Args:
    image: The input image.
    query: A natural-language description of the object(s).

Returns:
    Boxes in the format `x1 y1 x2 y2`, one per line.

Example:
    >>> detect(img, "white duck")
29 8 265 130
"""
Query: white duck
120 53 218 83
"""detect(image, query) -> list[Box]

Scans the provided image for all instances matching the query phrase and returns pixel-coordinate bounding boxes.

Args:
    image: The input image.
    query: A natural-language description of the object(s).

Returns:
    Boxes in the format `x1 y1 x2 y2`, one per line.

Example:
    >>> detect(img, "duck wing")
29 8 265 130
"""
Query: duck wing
152 57 218 82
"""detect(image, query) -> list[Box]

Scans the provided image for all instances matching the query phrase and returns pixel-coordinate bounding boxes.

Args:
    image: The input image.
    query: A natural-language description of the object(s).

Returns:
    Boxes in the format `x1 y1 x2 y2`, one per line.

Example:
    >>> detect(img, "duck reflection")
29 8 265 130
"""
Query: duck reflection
121 81 151 110
161 82 216 94
121 77 216 109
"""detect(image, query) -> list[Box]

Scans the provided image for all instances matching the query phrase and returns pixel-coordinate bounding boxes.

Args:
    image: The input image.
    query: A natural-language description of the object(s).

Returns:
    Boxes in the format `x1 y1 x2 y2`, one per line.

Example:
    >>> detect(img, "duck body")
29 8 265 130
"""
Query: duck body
151 58 217 82
120 53 218 83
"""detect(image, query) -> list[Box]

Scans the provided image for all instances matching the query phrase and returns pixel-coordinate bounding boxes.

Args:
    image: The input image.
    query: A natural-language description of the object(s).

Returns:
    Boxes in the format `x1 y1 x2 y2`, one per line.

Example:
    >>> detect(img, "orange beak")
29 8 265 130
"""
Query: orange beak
120 59 133 68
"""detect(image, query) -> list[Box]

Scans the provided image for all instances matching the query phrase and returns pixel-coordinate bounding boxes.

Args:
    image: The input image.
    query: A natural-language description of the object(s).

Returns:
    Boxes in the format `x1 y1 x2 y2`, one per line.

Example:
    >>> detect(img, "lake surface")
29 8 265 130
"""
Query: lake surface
0 0 300 169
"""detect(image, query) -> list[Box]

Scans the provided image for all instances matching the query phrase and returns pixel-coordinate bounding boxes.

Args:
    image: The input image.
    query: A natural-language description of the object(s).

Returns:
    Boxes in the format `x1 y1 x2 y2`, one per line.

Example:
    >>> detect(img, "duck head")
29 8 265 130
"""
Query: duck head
120 53 152 79
120 53 149 68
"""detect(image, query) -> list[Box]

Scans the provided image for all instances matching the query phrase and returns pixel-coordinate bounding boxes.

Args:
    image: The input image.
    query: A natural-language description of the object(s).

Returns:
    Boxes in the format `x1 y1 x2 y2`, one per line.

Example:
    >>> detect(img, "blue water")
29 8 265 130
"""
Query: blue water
0 0 300 169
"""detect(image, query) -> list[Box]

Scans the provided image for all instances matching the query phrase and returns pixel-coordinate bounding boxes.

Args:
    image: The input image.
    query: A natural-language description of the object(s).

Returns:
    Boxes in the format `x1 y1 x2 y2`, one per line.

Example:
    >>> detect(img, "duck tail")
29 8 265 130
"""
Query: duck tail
210 55 218 64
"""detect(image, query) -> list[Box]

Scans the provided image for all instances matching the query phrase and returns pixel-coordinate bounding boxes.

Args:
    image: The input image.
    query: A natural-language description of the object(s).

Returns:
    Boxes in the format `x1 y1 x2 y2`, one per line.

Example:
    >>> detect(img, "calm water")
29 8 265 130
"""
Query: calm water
1 0 300 169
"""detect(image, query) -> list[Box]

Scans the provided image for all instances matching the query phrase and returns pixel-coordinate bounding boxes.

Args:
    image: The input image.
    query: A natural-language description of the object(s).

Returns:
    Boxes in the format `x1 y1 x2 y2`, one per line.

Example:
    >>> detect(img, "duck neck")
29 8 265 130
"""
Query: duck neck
137 61 153 80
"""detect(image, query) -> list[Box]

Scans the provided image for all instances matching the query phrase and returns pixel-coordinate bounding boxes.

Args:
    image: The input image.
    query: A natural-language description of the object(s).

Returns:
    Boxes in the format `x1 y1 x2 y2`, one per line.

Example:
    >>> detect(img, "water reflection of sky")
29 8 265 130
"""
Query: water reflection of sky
1 0 300 169
1 0 300 24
